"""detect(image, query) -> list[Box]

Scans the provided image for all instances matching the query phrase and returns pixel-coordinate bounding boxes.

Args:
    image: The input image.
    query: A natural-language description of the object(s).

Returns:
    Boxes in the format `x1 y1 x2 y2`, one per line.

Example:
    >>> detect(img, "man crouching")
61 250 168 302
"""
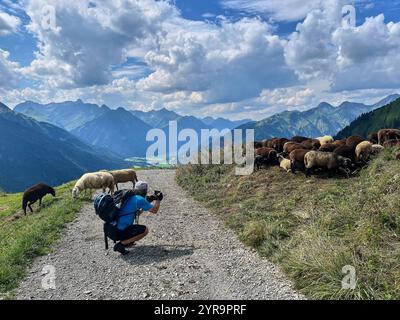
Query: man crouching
113 181 163 255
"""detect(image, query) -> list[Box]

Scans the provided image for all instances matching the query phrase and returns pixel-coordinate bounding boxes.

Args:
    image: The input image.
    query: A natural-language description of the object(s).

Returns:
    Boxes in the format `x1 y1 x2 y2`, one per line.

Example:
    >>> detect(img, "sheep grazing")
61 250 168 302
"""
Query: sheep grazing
254 155 272 171
289 149 309 173
371 144 384 155
331 139 346 148
72 171 115 198
383 139 400 148
110 169 138 190
274 138 290 153
255 147 278 165
396 153 400 160
346 135 364 149
283 142 308 155
319 143 337 152
368 132 379 144
262 138 276 148
254 141 263 149
317 135 334 146
278 156 291 173
378 129 400 145
333 145 356 163
304 151 352 177
22 183 55 215
264 138 289 153
301 139 320 150
355 141 373 162
291 136 309 143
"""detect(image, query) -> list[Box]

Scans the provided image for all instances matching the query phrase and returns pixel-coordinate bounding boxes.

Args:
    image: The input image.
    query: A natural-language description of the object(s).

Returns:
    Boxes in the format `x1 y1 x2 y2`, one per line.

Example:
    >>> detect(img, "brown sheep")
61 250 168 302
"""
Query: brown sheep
22 183 56 215
255 147 279 165
254 141 263 149
346 135 364 149
289 149 309 173
331 139 346 148
333 145 356 163
383 139 400 148
319 143 337 152
291 136 310 143
110 169 138 190
368 132 378 144
304 151 352 177
378 129 400 145
254 148 278 169
256 147 276 157
262 138 277 148
301 139 320 150
396 153 400 160
272 138 290 153
283 142 307 154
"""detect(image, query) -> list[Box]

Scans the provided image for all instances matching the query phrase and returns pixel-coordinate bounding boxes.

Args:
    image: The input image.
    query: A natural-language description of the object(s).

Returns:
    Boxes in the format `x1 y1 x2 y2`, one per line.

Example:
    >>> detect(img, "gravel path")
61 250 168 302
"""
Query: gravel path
16 170 303 300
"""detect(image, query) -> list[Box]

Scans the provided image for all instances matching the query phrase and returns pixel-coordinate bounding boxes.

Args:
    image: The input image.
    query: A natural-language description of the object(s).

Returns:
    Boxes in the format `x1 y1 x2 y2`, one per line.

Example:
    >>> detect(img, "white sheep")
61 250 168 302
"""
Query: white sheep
371 144 384 155
278 156 291 173
109 169 138 190
72 172 115 198
317 135 334 146
355 141 373 162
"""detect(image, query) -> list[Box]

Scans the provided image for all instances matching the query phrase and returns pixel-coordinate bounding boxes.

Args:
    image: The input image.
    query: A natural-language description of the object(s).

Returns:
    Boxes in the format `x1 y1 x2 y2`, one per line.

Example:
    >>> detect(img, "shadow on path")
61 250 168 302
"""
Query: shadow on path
121 244 194 265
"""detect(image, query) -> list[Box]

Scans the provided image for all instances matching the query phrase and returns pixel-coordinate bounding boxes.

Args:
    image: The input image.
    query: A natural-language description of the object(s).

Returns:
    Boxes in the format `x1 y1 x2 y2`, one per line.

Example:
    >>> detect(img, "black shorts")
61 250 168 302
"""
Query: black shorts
118 224 147 241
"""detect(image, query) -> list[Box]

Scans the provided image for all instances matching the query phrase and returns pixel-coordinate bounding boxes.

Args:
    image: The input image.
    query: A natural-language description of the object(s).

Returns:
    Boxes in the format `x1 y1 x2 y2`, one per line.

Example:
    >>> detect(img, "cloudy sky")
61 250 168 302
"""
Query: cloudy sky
0 0 400 120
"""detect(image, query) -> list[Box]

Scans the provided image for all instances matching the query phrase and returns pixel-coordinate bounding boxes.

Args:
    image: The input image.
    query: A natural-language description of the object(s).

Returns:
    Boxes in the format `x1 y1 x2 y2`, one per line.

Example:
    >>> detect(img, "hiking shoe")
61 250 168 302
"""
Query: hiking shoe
113 242 128 255
124 242 136 248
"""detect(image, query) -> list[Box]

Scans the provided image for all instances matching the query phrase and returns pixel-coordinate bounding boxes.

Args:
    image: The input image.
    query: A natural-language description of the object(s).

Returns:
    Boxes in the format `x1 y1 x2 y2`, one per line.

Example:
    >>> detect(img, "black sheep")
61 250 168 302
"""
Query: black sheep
22 183 56 215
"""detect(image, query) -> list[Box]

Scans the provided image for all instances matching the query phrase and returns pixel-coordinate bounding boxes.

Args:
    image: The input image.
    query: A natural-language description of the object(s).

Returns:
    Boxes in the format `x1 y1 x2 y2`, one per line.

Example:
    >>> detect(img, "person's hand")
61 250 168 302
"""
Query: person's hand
154 191 163 201
146 195 157 202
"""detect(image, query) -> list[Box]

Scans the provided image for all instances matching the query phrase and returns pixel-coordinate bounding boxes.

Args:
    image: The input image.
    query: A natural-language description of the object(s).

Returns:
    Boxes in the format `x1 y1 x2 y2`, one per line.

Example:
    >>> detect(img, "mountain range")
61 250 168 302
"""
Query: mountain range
0 103 127 192
14 100 250 158
336 97 400 139
14 99 109 131
71 107 153 158
237 94 400 140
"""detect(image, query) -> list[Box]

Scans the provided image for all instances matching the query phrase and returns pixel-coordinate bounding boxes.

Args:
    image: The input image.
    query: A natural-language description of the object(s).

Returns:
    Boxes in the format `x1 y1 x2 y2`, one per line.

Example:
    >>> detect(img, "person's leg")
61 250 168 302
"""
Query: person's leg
121 227 148 246
113 225 148 254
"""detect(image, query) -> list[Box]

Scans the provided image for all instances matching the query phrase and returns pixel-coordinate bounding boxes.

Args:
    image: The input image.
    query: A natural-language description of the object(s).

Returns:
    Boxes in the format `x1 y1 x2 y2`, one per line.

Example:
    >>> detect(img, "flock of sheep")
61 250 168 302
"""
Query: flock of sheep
253 128 400 177
22 169 138 215
17 128 400 214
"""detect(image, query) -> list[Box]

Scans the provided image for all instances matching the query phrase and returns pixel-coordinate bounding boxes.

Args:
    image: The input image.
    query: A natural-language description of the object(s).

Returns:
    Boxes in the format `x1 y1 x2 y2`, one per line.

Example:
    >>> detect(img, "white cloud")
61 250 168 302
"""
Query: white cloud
259 87 315 108
0 10 20 35
221 0 324 22
0 49 21 88
331 14 400 91
138 17 297 103
284 0 343 81
3 0 400 120
24 0 177 88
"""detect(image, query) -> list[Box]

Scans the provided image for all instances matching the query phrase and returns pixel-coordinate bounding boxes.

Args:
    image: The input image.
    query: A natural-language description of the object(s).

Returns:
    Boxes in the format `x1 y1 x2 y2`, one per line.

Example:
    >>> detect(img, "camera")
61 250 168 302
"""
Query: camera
146 190 163 202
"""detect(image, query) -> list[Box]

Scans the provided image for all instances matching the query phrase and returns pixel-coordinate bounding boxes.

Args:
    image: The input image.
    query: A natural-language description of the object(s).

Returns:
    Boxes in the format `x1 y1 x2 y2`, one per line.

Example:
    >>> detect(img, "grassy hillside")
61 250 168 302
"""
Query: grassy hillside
336 98 400 139
176 149 400 299
0 182 86 298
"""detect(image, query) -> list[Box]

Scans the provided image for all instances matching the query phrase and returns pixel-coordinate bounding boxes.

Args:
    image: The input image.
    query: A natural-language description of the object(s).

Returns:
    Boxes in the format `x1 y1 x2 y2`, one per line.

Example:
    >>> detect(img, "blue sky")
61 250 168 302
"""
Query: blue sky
1 0 400 120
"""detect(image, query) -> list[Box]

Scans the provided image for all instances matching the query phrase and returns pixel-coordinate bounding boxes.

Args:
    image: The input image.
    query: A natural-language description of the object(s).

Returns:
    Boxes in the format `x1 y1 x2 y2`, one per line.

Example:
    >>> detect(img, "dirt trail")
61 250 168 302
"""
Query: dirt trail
16 170 303 300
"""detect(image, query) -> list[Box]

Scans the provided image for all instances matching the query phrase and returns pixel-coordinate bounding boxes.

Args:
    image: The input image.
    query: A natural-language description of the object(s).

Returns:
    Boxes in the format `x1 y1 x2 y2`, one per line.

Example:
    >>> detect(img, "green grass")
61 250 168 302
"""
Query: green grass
0 182 86 297
176 148 400 299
